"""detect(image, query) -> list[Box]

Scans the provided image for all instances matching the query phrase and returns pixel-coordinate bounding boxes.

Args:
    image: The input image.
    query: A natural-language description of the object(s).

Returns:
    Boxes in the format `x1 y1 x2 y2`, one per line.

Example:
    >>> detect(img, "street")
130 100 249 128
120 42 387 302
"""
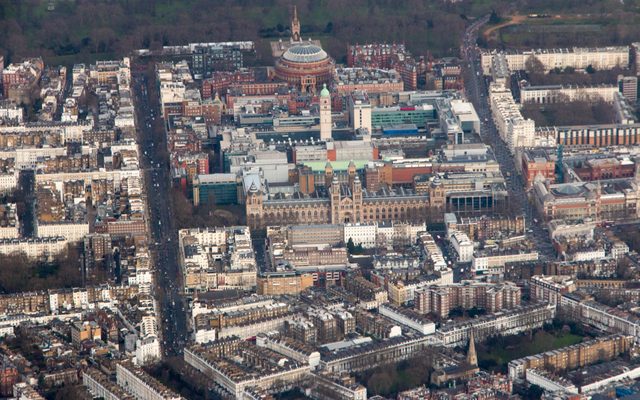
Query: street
461 16 555 259
132 61 189 357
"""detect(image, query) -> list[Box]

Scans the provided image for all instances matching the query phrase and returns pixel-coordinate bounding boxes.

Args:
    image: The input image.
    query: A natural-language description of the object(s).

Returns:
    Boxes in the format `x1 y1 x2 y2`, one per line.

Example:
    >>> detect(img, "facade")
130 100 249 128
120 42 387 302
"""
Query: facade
334 68 404 94
116 362 182 400
257 271 315 295
436 303 556 347
0 356 18 397
415 281 521 317
520 84 618 104
549 123 640 147
320 335 434 373
449 230 473 262
521 148 556 188
349 96 373 134
481 46 630 74
83 368 135 400
532 179 640 222
508 334 632 379
530 275 576 306
561 294 640 340
246 176 431 229
619 75 638 103
192 173 238 206
489 83 535 152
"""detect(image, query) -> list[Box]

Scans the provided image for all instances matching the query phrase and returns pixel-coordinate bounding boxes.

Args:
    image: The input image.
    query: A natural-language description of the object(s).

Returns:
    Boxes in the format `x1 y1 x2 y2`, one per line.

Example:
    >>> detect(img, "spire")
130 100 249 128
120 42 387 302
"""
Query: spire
467 330 478 367
291 5 301 42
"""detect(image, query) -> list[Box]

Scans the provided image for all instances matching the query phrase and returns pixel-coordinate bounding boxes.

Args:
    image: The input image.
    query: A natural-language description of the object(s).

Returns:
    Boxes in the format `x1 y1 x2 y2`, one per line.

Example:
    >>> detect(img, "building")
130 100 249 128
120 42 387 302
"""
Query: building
334 68 404 94
116 362 182 400
472 251 539 275
550 123 640 147
246 175 431 228
83 368 135 400
489 83 535 152
521 148 556 188
348 95 373 135
257 270 315 295
619 75 638 103
274 43 335 92
532 179 640 222
161 41 254 78
347 43 410 69
436 303 556 347
415 281 521 317
184 341 311 398
2 58 44 101
561 294 640 340
508 334 632 379
320 84 332 140
320 335 434 373
450 230 473 262
0 356 18 398
70 320 102 345
530 275 576 306
520 84 618 104
378 304 436 335
192 173 238 206
178 227 257 292
481 47 630 74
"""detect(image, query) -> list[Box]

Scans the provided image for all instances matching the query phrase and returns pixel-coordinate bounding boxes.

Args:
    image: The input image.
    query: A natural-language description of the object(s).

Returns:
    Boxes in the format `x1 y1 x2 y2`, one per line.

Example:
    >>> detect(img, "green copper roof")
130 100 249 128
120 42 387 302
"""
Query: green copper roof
320 83 330 97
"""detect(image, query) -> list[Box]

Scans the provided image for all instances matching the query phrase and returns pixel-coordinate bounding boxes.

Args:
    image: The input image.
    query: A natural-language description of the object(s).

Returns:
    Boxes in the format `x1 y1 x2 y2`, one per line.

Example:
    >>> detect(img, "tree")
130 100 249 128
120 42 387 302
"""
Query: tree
525 55 545 75
525 384 544 400
586 64 596 74
489 10 501 25
347 237 355 254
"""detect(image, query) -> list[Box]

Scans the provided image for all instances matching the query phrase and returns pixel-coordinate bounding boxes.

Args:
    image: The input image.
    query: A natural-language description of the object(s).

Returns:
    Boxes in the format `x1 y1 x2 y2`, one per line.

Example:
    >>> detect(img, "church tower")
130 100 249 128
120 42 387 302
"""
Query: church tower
324 162 334 188
320 83 332 141
353 174 363 222
291 5 301 42
245 182 263 229
467 330 478 368
347 160 356 187
330 176 341 223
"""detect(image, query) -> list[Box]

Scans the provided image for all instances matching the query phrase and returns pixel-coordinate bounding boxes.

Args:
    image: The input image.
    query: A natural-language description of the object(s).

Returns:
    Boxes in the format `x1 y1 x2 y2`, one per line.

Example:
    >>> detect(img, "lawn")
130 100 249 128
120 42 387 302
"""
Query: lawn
478 329 585 372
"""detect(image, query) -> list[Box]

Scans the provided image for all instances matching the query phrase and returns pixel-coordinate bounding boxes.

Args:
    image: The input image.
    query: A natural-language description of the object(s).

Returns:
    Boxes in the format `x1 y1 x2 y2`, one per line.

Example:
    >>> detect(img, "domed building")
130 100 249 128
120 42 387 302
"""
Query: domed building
272 7 335 92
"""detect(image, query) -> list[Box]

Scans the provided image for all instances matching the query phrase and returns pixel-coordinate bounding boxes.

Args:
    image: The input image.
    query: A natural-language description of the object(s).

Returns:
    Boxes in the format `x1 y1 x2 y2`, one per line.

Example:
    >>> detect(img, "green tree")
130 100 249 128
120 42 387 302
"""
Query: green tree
489 10 501 24
347 237 355 254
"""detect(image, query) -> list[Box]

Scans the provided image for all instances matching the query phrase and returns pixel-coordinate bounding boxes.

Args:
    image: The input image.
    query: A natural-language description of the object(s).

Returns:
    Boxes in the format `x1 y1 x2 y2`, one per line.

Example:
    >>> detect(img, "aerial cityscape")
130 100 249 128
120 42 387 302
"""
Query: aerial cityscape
3 1 640 399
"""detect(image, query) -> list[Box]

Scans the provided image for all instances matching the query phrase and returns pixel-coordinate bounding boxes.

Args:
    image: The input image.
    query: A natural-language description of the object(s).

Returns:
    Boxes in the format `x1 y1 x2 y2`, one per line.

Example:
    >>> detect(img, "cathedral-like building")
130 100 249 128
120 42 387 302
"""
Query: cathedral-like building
246 162 438 229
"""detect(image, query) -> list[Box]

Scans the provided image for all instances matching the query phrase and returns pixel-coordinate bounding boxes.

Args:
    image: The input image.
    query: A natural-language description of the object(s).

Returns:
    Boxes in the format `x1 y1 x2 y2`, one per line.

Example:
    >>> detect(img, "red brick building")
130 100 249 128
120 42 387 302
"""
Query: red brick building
521 148 556 188
572 158 636 181
201 69 255 98
0 356 18 397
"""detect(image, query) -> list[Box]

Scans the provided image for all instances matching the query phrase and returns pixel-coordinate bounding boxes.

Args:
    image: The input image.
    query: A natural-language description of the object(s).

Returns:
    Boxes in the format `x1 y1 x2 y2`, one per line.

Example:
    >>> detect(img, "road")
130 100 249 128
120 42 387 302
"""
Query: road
132 61 189 357
18 170 36 238
461 16 555 259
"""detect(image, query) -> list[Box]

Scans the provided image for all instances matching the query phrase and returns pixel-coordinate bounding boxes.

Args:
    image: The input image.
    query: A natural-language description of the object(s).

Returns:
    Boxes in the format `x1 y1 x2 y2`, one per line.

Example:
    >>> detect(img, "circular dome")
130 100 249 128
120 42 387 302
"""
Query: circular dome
283 44 328 63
